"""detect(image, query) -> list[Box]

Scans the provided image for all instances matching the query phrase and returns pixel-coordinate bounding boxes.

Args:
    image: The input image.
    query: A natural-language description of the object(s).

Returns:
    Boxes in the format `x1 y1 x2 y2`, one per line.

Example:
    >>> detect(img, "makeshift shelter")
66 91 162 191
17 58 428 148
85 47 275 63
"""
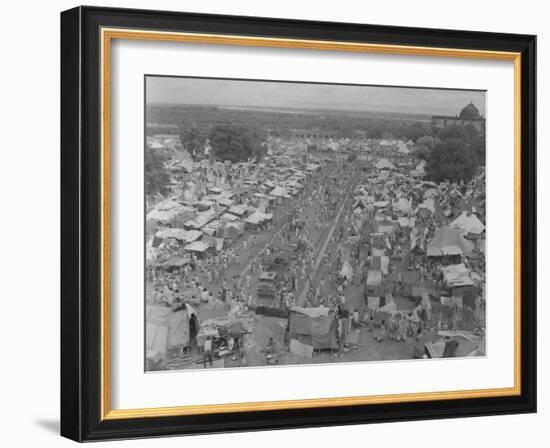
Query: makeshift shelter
227 204 249 217
202 219 225 237
339 260 354 281
451 211 485 235
220 212 239 221
441 263 475 287
203 236 224 252
213 196 234 207
146 202 195 224
155 228 202 243
184 210 217 230
160 256 191 269
398 216 415 228
375 158 395 170
394 197 412 213
397 141 411 154
245 211 273 225
411 161 427 177
223 221 245 239
270 186 291 198
184 240 211 254
366 270 383 297
145 304 199 361
427 227 474 257
288 306 337 350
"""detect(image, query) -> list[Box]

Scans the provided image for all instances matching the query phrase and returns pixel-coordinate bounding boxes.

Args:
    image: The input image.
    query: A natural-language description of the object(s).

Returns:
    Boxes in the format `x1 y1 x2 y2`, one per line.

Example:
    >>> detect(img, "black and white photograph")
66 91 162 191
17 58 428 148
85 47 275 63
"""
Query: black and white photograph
144 76 487 371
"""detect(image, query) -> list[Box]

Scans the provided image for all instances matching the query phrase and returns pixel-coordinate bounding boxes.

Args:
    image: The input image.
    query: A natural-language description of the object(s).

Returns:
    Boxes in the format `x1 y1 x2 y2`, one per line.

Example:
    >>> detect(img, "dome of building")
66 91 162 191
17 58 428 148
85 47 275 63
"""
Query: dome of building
459 102 481 119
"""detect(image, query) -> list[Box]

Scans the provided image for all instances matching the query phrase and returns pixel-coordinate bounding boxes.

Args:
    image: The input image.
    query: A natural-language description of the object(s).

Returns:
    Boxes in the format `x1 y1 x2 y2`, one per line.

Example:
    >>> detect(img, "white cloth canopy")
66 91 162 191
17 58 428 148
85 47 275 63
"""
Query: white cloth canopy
452 211 485 234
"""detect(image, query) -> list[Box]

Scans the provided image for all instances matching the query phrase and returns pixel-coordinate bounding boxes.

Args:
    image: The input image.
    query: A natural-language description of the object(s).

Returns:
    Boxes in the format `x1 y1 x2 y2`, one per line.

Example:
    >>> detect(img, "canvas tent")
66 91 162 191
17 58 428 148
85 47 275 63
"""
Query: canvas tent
397 141 410 154
245 211 273 225
451 211 485 235
270 186 291 198
146 202 195 223
339 260 354 281
145 304 199 361
427 227 474 257
394 197 412 213
441 263 475 287
155 228 202 243
184 240 211 253
375 158 395 170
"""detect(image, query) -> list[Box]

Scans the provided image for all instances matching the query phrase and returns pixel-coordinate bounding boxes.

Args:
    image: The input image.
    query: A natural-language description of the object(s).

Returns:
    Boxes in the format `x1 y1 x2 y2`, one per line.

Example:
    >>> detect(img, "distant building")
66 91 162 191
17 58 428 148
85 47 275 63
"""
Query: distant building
431 102 485 133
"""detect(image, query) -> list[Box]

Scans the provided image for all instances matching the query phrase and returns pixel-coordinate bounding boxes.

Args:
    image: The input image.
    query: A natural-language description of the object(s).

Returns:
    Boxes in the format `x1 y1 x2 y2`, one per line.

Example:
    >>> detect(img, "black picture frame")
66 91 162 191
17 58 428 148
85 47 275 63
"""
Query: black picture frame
61 5 536 442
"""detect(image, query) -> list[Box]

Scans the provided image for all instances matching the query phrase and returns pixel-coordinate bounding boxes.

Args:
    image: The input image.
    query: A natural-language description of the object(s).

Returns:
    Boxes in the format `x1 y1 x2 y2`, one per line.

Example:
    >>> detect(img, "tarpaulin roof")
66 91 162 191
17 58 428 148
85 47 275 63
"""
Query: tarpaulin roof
270 186 291 198
184 240 211 252
161 256 191 267
227 204 249 216
245 211 273 224
155 228 202 242
184 210 217 229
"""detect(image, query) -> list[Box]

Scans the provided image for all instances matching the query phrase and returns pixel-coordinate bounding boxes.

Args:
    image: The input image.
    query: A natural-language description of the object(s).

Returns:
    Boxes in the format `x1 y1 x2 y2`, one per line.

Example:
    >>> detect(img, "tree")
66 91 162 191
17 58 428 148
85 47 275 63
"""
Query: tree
464 124 486 165
209 124 266 163
404 121 433 142
414 135 438 160
434 123 486 167
179 124 206 161
436 124 467 141
145 147 170 198
425 138 478 183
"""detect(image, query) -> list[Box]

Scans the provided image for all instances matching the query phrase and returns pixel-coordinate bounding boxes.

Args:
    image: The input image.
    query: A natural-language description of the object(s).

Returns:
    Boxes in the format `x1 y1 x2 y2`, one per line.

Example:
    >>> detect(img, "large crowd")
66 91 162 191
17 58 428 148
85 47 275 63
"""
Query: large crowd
145 135 486 369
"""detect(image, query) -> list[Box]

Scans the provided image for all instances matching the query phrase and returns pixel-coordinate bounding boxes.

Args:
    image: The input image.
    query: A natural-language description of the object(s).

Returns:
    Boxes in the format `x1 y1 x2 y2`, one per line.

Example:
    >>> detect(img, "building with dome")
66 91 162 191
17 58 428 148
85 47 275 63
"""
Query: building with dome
431 101 485 133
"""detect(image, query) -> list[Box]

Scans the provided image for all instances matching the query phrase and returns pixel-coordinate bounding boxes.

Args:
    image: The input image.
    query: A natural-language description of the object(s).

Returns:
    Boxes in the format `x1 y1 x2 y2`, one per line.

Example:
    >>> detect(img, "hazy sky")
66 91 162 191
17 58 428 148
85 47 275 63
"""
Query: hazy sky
146 76 486 116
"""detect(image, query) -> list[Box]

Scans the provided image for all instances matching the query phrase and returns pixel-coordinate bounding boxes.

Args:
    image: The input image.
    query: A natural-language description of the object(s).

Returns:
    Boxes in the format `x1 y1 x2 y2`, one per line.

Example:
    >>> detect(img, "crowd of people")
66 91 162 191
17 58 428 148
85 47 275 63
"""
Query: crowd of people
146 135 486 368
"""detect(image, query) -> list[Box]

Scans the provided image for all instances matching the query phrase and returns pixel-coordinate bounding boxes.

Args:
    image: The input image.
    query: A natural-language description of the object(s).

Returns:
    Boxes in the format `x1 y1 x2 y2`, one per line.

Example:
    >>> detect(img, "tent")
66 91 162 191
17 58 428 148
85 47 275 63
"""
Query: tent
339 260 354 280
223 221 245 238
288 307 337 350
441 263 475 287
146 203 195 223
451 211 485 235
184 210 217 229
427 227 474 257
202 219 225 236
155 228 202 243
227 204 249 217
398 216 415 228
394 197 412 213
416 197 436 214
245 211 273 225
146 305 199 360
184 240 211 253
375 158 395 170
397 141 411 154
203 235 224 251
220 212 239 222
270 186 291 198
161 256 191 268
